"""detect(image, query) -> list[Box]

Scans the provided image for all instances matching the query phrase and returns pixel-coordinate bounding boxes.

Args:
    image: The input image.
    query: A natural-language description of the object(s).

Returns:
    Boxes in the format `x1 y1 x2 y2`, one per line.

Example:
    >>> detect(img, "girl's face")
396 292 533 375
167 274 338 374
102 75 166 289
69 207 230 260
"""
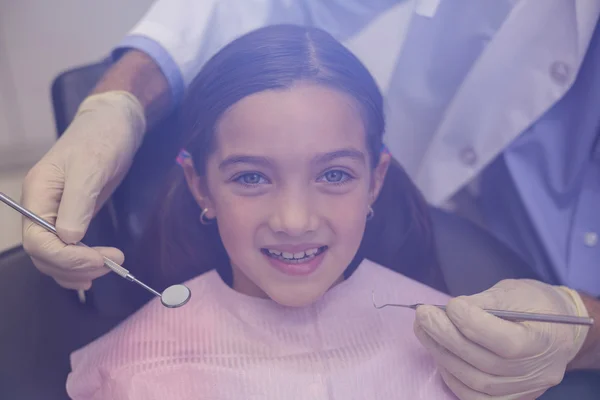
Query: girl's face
184 84 390 307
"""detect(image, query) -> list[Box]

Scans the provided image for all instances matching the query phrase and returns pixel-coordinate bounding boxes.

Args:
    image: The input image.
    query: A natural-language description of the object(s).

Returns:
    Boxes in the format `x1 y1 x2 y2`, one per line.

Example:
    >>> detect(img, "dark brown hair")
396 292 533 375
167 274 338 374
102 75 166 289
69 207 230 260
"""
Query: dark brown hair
134 25 447 295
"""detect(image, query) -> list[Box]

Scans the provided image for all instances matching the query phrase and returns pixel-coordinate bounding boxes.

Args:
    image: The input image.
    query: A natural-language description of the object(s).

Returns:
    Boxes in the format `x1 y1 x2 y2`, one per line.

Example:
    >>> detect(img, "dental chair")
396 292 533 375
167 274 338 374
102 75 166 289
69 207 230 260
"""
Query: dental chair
0 58 597 400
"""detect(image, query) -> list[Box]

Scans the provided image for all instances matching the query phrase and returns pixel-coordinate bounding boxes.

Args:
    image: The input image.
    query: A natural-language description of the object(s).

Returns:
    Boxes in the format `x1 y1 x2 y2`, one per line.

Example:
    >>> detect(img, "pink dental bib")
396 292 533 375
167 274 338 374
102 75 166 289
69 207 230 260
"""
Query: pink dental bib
67 259 456 399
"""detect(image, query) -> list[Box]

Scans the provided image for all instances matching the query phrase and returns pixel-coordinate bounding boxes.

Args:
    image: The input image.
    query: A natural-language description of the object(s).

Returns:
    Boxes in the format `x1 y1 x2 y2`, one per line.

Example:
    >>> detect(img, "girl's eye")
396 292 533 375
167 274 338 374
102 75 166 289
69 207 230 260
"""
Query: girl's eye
234 172 268 186
319 170 353 184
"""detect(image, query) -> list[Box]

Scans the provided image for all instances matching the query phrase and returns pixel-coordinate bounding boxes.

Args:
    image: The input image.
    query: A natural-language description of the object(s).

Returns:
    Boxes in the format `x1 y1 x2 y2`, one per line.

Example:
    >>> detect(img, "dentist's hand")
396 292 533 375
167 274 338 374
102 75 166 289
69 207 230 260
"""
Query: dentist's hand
414 279 590 400
21 91 146 290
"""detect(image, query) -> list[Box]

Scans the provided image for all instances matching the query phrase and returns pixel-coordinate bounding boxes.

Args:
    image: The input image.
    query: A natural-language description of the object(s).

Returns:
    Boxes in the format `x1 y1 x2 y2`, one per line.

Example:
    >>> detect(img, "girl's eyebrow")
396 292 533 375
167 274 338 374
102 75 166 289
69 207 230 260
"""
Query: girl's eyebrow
314 148 365 164
218 148 366 171
219 155 272 171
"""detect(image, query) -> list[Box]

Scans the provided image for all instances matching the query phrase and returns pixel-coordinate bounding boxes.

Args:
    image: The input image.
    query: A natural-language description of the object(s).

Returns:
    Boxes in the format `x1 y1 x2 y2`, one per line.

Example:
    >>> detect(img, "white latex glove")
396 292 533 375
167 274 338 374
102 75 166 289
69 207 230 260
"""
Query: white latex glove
414 279 590 400
21 91 146 290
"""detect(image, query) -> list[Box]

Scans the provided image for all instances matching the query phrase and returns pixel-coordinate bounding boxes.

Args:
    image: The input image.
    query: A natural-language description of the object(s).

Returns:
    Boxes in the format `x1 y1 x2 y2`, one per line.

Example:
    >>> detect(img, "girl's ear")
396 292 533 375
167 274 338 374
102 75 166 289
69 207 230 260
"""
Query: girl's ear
181 157 216 218
370 151 391 205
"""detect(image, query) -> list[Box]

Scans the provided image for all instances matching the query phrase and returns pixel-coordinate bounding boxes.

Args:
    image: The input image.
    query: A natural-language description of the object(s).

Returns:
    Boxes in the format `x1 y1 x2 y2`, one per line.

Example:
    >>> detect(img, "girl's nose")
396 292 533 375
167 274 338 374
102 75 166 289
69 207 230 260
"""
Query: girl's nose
268 190 319 236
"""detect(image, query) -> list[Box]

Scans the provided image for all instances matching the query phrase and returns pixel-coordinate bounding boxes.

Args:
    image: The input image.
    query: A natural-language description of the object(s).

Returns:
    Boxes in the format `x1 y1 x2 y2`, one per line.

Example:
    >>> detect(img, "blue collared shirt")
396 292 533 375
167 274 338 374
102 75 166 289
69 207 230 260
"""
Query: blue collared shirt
480 20 600 296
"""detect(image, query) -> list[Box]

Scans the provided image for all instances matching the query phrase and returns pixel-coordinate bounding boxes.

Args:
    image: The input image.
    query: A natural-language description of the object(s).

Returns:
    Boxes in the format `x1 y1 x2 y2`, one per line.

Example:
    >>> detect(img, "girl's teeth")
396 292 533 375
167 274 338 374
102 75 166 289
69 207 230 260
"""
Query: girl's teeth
265 247 324 261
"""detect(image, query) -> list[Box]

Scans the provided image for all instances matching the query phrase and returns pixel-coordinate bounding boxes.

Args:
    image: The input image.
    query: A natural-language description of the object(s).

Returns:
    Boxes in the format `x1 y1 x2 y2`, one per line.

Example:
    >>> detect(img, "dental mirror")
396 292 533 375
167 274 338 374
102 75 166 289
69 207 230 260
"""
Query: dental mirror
161 284 192 308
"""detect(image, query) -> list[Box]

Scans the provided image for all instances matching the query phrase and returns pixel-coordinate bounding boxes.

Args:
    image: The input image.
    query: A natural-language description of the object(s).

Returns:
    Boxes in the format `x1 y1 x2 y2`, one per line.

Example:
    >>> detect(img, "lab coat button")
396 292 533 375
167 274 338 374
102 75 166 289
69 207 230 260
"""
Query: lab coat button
459 146 477 166
550 62 570 84
584 232 598 247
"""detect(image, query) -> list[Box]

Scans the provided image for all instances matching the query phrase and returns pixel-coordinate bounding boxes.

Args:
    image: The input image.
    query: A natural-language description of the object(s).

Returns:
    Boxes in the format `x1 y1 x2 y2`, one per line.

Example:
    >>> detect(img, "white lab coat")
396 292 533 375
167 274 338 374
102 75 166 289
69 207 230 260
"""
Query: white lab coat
126 0 600 206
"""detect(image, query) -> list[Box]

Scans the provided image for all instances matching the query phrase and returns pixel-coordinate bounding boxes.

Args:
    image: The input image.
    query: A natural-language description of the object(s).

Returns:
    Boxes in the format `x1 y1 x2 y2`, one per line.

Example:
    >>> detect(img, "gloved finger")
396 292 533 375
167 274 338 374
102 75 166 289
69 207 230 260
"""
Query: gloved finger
414 325 535 396
415 305 529 376
445 297 545 359
26 239 123 285
31 257 111 283
56 158 109 244
437 367 493 400
439 368 545 400
31 245 124 277
22 223 106 270
54 278 92 291
93 246 125 265
21 162 64 220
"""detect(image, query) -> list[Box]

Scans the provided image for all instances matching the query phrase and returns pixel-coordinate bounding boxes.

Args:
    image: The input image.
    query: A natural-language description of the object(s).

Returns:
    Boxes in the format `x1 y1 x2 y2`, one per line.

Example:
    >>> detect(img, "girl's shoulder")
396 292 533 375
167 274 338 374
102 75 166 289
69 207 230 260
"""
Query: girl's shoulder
66 270 225 396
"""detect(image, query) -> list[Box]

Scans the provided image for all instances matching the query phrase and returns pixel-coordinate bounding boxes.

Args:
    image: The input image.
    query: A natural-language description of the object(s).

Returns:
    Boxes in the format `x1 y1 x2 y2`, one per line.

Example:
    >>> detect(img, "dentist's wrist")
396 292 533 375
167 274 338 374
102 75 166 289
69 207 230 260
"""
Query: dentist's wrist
566 291 600 371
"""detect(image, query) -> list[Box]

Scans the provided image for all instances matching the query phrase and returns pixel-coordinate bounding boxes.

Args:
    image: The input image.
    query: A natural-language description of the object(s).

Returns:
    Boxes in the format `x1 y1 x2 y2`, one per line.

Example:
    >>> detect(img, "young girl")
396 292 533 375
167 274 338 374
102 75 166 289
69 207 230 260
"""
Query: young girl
66 25 456 399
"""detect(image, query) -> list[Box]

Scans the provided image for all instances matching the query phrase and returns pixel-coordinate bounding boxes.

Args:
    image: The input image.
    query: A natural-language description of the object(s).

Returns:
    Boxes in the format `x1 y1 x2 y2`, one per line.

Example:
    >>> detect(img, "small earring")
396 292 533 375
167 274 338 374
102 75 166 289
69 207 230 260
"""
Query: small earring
366 205 375 221
200 208 214 225
176 148 192 166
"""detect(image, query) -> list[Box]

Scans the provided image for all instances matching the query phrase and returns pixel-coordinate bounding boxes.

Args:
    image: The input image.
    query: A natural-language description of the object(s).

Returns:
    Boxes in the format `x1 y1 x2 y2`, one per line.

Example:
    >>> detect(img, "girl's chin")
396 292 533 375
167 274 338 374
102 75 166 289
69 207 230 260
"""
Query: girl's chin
269 293 324 308
262 279 343 308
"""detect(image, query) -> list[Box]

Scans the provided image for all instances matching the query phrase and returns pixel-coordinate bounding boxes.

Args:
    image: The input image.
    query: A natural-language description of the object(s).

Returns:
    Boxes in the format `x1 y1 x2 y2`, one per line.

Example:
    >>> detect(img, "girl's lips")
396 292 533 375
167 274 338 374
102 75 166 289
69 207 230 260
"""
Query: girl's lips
262 246 328 276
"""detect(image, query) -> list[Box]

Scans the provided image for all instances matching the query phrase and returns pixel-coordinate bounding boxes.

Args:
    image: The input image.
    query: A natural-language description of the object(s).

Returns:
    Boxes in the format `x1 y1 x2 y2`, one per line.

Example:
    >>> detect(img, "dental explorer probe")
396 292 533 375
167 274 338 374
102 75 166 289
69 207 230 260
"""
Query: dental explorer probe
372 291 594 326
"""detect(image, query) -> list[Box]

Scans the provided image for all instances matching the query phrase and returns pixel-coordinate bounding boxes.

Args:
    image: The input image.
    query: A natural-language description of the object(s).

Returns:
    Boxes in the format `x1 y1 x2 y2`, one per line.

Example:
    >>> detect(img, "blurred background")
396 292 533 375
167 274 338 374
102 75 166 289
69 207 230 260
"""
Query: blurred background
0 1 411 253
